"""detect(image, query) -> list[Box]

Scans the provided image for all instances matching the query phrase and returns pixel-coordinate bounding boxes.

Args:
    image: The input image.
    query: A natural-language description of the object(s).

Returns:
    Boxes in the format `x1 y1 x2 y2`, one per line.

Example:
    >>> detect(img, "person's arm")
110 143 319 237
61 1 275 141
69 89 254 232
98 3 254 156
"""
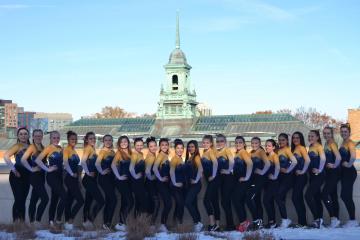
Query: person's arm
317 145 326 173
192 156 203 183
95 150 108 175
209 150 218 181
272 154 280 179
299 147 310 174
111 153 124 180
153 154 166 182
145 155 155 180
170 157 181 187
227 148 234 173
63 147 75 177
35 147 56 172
4 144 20 174
129 154 141 179
242 151 253 181
259 150 270 175
21 145 37 172
285 148 298 173
346 141 356 167
329 143 342 168
81 147 92 176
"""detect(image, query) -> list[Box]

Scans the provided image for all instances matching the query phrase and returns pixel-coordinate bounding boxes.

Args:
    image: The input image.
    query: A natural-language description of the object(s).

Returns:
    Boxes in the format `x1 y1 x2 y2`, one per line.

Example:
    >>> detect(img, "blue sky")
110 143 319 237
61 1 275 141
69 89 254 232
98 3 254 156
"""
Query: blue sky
0 0 359 120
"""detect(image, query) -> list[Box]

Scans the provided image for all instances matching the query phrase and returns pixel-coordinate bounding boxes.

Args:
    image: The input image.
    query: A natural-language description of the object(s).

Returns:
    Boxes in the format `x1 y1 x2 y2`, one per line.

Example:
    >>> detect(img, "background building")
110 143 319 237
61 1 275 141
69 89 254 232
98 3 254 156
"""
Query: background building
197 103 212 116
33 113 72 132
348 108 360 142
18 111 36 129
0 100 18 137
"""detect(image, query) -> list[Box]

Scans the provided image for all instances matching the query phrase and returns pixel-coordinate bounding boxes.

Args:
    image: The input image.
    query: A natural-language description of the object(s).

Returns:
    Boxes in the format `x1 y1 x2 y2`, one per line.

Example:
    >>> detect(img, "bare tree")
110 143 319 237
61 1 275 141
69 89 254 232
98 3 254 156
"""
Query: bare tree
94 106 136 119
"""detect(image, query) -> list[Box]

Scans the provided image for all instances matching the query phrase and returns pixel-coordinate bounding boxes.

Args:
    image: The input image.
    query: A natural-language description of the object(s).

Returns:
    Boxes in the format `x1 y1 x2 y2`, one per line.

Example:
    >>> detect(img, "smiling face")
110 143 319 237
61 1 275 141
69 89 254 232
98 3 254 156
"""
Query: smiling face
308 131 318 145
340 127 350 140
216 137 226 149
323 128 333 141
148 141 157 154
175 144 184 157
187 143 196 154
50 132 60 145
265 141 275 154
134 141 144 153
202 138 212 150
120 138 129 150
18 129 29 144
87 134 96 147
235 138 245 151
32 131 43 145
292 133 301 146
251 139 261 151
160 141 169 153
103 136 113 148
68 134 77 147
278 135 288 148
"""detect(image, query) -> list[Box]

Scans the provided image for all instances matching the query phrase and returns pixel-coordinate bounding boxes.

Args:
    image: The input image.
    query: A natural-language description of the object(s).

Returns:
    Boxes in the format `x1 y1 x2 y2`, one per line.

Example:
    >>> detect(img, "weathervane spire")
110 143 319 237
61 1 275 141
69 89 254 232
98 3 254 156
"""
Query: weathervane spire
176 11 180 49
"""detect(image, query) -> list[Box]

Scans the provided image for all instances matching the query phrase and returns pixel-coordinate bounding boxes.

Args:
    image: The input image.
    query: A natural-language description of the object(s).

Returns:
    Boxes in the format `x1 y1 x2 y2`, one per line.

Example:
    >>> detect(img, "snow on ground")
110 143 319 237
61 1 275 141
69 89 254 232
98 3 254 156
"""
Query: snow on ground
1 227 360 239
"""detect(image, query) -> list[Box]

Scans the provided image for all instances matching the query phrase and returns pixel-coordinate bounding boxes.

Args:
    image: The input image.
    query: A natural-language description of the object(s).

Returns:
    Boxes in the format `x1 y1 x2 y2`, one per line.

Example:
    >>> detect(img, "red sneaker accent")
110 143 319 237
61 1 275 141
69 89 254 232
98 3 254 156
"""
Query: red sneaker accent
237 220 250 232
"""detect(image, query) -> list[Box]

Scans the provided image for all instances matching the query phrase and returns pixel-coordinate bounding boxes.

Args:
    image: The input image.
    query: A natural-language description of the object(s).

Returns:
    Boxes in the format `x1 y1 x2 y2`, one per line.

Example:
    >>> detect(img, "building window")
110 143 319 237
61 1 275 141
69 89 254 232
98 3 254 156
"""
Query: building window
172 75 178 91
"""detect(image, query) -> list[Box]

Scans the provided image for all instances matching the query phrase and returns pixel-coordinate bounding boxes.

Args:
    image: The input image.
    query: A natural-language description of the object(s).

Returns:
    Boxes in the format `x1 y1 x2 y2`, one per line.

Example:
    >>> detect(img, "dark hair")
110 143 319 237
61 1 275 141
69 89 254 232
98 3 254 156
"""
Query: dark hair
251 136 264 151
309 130 322 145
216 134 227 142
291 131 306 152
84 131 95 148
66 130 77 140
185 140 200 167
278 133 289 147
146 136 157 147
174 138 184 148
32 129 44 150
203 135 215 149
102 134 113 148
158 138 170 154
340 123 351 133
265 139 279 154
133 137 144 145
16 127 30 144
235 136 247 150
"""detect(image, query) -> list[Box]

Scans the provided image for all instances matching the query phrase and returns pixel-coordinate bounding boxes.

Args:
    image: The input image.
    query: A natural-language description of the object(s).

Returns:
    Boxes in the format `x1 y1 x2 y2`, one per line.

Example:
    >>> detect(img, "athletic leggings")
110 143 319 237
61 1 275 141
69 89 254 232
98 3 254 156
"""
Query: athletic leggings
275 173 294 219
64 174 84 222
203 176 220 221
232 180 250 223
157 181 172 225
132 178 148 215
172 185 185 224
29 171 49 222
220 174 235 228
114 179 134 224
98 174 117 226
82 175 105 222
145 179 160 224
9 167 30 222
305 172 325 220
292 174 308 225
322 168 340 218
47 171 67 222
340 166 357 220
263 179 279 223
185 181 202 224
246 174 265 221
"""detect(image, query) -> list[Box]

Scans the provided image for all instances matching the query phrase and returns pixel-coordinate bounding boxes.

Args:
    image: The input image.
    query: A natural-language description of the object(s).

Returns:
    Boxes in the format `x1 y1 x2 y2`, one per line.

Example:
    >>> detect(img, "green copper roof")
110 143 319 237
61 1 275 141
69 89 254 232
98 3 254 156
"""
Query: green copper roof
70 118 155 126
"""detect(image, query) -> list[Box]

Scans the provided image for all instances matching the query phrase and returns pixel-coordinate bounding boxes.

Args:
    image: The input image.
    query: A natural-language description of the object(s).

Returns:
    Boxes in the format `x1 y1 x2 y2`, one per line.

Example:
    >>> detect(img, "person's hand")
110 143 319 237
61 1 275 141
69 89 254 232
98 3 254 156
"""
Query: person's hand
220 169 230 175
268 174 274 180
176 182 183 187
342 162 351 168
119 175 128 180
102 168 110 175
312 168 320 174
32 166 41 172
208 176 215 182
87 172 96 177
191 179 197 184
12 169 21 177
239 177 247 182
161 176 169 182
326 163 335 169
254 169 262 175
48 166 58 173
136 173 142 179
280 168 288 173
72 173 78 178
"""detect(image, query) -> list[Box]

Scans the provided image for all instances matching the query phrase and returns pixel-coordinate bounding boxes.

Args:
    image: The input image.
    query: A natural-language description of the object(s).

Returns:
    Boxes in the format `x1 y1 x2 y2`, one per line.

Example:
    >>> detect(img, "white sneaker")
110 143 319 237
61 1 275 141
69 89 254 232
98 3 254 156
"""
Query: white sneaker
32 221 42 229
158 224 168 232
330 217 340 228
343 220 359 228
82 221 93 229
49 221 55 227
102 224 111 231
194 222 203 232
280 218 292 228
115 223 126 231
64 222 74 230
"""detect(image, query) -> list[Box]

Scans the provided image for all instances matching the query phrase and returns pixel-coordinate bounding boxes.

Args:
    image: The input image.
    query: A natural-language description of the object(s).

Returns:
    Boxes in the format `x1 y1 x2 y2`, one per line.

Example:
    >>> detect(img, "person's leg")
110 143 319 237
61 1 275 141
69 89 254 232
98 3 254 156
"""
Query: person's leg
263 180 277 224
32 172 49 222
157 182 172 225
185 182 201 223
292 174 308 226
275 173 293 220
220 174 235 229
341 166 357 220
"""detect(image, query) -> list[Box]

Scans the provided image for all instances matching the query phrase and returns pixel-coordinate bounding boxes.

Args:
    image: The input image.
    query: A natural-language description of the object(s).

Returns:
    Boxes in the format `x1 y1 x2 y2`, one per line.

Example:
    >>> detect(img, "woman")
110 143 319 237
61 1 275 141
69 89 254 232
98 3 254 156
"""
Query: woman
95 134 116 230
185 140 203 232
21 129 49 225
35 131 65 226
339 123 358 227
232 136 253 232
129 138 148 215
145 137 160 225
305 130 326 228
4 127 31 222
216 134 235 231
246 137 270 230
201 135 220 232
170 139 186 226
63 131 84 230
322 126 341 228
81 132 105 228
112 136 134 231
263 139 280 229
276 133 297 228
291 131 310 227
153 138 171 232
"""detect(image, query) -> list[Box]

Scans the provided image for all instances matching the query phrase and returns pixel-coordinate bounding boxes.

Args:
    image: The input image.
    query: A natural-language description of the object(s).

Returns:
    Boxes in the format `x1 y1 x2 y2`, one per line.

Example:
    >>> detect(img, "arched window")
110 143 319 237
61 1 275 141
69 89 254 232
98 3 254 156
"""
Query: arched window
172 75 178 90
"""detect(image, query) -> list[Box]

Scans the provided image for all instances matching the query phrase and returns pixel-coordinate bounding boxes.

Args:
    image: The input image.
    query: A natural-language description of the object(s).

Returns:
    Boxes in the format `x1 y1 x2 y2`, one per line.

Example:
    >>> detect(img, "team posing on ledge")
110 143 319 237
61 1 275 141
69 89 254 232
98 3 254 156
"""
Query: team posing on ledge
3 123 358 232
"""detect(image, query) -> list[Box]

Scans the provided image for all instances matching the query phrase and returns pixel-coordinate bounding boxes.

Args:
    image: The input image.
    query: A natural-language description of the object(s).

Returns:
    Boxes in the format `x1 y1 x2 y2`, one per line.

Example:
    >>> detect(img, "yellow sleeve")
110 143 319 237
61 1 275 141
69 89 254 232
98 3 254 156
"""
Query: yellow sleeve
209 149 217 162
348 141 356 153
299 146 308 159
98 150 105 161
155 153 164 166
286 147 295 159
147 154 155 166
82 146 92 159
317 144 325 155
260 149 268 160
194 155 201 168
6 144 21 157
22 145 36 160
273 153 280 165
63 147 70 161
329 142 338 153
170 156 179 168
226 148 233 159
130 153 138 165
240 150 251 161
